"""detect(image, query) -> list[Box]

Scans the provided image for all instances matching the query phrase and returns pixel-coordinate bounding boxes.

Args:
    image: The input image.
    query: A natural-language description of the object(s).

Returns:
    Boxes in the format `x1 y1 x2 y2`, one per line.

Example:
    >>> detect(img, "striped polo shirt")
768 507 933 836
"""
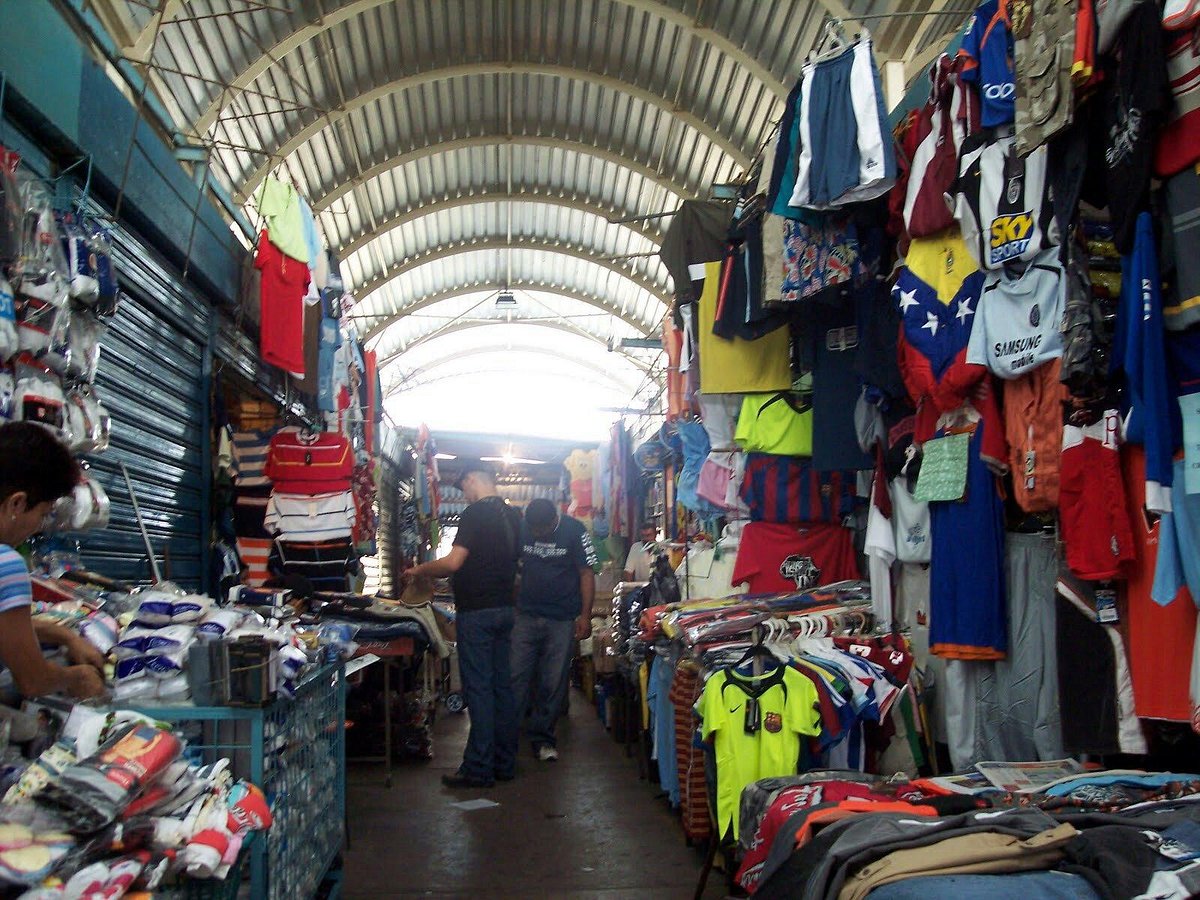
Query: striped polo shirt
264 490 355 542
0 545 32 612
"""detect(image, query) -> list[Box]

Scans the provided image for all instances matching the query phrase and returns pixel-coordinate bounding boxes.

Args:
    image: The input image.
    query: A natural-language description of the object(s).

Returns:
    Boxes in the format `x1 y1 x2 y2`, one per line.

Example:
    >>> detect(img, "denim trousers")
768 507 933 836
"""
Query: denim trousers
456 605 518 779
510 612 576 750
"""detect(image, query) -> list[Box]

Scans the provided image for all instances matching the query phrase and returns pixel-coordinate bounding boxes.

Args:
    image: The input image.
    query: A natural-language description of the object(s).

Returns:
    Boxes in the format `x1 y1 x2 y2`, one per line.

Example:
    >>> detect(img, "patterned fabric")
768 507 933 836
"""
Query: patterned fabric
780 217 868 304
669 662 711 843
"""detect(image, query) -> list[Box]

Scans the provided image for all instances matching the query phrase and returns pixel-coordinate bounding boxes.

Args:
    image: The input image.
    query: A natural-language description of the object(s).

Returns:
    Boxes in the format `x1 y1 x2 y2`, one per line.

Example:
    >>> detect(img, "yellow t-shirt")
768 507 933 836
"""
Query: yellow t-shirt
698 664 821 841
735 393 813 456
903 230 978 306
257 176 310 264
698 261 793 394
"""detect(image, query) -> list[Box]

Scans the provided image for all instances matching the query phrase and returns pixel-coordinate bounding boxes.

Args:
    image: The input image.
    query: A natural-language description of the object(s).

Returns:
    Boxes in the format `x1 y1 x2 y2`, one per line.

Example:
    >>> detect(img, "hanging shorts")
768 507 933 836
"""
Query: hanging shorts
791 39 896 209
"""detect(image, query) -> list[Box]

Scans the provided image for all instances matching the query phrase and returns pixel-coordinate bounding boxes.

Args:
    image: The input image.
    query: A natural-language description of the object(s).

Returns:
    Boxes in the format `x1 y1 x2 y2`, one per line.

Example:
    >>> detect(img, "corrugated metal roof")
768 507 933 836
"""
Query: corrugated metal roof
96 0 975 399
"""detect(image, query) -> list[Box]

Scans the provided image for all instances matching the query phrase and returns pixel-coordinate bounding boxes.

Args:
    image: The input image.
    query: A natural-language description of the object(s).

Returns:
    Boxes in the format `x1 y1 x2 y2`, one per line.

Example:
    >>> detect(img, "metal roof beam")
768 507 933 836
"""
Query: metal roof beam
339 192 663 266
363 283 659 344
193 0 789 135
353 239 671 327
380 322 654 383
233 61 749 205
310 135 696 214
385 345 645 396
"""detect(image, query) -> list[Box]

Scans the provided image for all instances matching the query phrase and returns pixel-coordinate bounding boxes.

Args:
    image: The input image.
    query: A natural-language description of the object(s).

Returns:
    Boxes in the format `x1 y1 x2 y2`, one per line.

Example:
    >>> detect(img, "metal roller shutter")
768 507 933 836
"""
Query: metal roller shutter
74 217 211 590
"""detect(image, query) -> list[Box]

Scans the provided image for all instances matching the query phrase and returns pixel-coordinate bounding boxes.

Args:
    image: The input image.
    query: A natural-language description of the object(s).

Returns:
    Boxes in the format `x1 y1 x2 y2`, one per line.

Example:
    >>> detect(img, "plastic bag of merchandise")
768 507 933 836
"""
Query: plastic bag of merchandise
36 721 183 833
14 174 68 293
66 386 108 453
0 274 17 362
87 226 119 318
0 150 22 268
47 473 109 534
63 313 104 385
0 370 15 423
16 293 71 376
0 804 76 887
134 591 211 627
57 217 98 305
12 361 65 438
114 625 195 660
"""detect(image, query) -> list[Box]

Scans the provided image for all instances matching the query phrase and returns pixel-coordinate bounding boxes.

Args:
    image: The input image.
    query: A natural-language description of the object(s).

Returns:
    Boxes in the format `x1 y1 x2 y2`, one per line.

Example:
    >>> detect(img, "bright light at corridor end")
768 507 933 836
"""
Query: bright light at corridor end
384 371 635 442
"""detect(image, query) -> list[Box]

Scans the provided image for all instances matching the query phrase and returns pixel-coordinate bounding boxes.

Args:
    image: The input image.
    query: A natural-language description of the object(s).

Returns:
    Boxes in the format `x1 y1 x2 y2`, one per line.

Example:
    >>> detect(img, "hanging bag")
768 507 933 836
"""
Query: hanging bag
914 431 970 502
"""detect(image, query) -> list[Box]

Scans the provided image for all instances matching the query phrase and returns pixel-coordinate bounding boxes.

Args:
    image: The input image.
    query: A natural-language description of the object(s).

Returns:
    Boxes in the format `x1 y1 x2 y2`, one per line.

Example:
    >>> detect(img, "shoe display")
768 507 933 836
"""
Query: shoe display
441 772 494 789
536 746 559 762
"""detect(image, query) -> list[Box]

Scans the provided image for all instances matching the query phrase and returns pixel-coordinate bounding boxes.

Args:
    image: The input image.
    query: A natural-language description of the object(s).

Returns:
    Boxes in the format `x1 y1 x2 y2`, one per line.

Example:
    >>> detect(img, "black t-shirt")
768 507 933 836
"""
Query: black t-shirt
1094 0 1168 253
451 496 522 611
518 515 598 621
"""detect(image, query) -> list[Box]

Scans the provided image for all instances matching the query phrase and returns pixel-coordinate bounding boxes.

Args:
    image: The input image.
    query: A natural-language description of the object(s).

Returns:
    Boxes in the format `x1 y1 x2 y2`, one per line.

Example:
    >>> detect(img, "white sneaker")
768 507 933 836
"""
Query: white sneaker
536 745 559 762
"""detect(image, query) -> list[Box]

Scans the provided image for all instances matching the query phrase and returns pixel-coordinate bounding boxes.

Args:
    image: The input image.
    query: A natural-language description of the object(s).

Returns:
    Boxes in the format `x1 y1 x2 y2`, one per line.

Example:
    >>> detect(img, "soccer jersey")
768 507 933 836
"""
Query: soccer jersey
1165 166 1200 332
738 454 858 525
735 394 813 456
954 137 1058 270
264 427 353 494
890 478 931 564
697 664 821 840
0 545 31 613
255 233 309 376
731 522 859 594
698 261 792 394
264 490 355 542
1155 28 1200 177
967 250 1065 379
1059 409 1135 580
957 0 1015 127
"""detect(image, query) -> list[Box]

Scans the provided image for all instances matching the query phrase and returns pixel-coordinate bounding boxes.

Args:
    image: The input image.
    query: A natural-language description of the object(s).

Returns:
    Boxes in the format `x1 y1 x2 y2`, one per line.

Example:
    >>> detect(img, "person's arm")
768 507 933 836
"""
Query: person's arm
0 608 104 699
577 568 595 640
623 543 639 582
31 620 106 671
408 545 468 579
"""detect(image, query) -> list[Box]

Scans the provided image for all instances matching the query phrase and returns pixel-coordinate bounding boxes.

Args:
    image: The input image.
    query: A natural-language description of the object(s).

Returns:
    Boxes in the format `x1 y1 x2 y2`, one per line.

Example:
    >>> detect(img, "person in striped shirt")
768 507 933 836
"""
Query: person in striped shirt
0 423 105 699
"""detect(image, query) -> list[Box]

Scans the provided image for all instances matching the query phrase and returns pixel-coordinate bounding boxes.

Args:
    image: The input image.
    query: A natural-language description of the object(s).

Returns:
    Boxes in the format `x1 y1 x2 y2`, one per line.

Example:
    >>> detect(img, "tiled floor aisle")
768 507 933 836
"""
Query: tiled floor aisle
342 689 728 898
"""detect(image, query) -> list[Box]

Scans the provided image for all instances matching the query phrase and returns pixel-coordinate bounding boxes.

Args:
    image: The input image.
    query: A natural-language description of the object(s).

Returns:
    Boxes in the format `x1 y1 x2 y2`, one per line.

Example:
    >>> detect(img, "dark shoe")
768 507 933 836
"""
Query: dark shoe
442 772 494 789
494 771 516 782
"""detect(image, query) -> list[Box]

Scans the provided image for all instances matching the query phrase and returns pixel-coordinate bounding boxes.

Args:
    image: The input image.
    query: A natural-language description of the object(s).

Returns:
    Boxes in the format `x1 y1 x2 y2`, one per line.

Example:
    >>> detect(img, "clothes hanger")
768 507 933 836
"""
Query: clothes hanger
809 19 850 64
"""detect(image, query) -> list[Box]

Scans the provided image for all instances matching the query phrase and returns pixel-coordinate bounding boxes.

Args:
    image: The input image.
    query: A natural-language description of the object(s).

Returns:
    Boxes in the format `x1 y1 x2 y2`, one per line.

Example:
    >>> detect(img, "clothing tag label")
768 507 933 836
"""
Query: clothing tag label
1181 393 1200 494
1095 588 1119 625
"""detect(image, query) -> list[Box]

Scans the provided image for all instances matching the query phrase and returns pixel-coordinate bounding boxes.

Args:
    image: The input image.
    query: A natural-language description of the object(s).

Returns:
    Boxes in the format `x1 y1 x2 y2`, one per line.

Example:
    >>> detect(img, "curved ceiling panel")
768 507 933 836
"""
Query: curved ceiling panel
342 201 667 310
94 0 976 411
370 290 647 365
351 244 670 337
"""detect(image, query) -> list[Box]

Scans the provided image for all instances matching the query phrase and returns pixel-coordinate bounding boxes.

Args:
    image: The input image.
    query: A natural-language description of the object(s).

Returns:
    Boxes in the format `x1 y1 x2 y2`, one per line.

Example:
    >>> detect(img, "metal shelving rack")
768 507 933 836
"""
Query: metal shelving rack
135 662 347 900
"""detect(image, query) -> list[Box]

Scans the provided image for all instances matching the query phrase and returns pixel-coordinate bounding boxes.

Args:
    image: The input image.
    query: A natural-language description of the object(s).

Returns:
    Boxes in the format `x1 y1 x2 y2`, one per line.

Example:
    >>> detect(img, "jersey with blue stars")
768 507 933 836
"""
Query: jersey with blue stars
894 265 986 378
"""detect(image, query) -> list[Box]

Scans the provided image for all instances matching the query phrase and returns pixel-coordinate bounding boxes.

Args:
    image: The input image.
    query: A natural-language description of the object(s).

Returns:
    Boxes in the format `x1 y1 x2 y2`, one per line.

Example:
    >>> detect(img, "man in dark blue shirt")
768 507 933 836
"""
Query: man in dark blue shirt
511 498 597 762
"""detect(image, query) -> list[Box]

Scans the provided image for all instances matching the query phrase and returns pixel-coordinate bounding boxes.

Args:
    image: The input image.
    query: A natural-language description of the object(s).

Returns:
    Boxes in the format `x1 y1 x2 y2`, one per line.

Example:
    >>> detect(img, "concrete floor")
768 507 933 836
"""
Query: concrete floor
343 690 729 899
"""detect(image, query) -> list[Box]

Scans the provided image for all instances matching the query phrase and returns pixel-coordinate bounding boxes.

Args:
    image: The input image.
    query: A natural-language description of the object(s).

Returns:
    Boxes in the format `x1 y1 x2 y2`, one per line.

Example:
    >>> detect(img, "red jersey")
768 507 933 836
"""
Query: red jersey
1120 446 1198 722
255 232 309 375
731 522 859 595
265 427 353 494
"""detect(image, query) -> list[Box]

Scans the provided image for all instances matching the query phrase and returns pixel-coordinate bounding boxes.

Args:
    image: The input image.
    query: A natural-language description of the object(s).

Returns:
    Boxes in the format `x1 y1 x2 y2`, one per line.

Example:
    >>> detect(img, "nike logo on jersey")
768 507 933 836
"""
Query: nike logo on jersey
728 705 742 715
989 212 1035 265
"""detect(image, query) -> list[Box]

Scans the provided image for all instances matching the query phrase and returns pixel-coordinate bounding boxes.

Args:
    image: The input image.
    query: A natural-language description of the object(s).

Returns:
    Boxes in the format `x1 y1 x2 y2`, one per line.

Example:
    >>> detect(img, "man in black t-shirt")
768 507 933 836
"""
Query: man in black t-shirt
511 499 597 762
407 458 522 788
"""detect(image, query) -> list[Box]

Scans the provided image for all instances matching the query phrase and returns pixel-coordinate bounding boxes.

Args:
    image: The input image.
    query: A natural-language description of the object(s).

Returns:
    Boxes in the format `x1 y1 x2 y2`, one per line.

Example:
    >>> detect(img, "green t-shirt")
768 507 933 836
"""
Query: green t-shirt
697 664 821 841
735 393 814 456
256 176 310 264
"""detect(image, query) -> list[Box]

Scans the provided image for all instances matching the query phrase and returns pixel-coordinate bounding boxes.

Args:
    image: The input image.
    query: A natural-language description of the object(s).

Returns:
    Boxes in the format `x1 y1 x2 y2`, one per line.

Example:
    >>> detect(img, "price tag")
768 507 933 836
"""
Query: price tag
1095 588 1119 625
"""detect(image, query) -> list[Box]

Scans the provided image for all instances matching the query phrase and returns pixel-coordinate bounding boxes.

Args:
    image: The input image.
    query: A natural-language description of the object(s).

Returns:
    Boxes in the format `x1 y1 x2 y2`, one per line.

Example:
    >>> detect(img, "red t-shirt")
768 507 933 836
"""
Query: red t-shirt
731 522 859 594
255 232 309 375
265 427 353 494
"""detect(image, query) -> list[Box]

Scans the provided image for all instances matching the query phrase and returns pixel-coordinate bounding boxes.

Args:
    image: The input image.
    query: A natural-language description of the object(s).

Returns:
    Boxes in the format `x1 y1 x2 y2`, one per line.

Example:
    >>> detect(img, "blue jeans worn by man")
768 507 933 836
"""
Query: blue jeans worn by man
456 606 518 783
510 612 576 753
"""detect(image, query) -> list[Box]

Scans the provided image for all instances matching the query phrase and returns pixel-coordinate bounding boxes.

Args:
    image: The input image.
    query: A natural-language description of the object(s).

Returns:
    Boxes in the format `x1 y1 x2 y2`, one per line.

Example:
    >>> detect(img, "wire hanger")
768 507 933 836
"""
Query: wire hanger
810 19 851 63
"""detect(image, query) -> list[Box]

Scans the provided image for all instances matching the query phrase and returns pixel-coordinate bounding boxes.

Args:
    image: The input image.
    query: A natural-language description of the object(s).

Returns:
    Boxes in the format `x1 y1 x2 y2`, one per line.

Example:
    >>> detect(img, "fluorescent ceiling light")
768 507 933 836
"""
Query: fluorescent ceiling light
481 455 546 465
434 453 457 460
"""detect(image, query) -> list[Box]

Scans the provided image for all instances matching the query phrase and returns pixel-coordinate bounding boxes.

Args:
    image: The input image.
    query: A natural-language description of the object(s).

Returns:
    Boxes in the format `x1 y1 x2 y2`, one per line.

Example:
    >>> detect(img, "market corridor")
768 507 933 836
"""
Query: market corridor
343 690 726 899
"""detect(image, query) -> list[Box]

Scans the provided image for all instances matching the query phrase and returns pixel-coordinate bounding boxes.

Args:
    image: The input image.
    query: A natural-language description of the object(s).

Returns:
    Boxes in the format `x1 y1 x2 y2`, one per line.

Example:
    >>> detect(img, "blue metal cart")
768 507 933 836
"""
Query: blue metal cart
135 662 347 900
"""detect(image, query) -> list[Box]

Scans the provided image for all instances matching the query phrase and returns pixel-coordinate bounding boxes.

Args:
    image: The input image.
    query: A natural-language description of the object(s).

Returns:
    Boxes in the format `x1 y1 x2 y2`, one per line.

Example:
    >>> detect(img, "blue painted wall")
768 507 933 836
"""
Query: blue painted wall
0 0 244 307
